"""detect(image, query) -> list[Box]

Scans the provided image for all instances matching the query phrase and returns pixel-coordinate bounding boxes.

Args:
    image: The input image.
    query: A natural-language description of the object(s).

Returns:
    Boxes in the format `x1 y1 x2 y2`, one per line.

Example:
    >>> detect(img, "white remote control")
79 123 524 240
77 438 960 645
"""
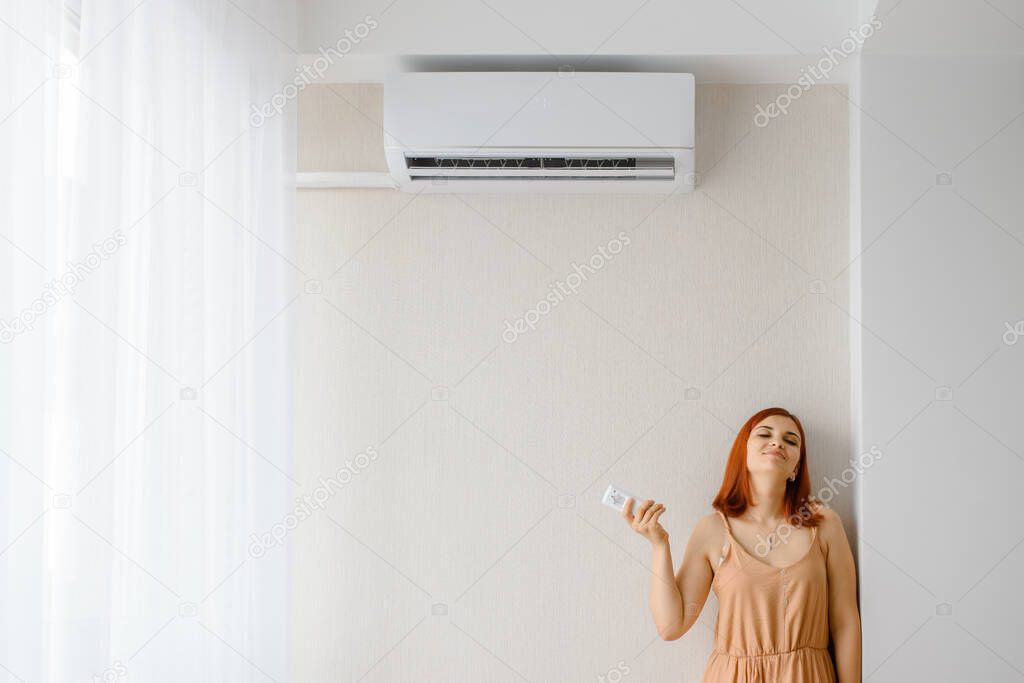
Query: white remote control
602 484 644 518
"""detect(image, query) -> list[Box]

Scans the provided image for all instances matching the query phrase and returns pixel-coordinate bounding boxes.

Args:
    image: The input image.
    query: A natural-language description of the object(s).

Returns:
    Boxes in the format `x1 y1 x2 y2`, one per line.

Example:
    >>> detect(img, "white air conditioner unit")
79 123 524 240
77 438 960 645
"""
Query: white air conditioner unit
383 72 695 194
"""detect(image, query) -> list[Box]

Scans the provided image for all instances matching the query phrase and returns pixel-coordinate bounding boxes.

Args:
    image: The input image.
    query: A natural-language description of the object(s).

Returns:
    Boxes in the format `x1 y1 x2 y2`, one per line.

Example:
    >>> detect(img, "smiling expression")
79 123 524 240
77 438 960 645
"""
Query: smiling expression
746 415 802 479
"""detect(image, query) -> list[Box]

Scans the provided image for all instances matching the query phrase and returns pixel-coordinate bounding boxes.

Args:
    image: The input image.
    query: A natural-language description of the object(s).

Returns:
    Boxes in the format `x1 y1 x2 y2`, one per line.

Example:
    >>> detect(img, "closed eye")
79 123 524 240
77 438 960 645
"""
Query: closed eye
757 431 799 446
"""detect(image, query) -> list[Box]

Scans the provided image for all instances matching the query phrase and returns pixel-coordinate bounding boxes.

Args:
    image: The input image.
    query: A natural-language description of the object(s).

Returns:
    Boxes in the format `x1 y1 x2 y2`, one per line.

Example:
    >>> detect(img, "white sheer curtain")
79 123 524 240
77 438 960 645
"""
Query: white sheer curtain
1 1 297 681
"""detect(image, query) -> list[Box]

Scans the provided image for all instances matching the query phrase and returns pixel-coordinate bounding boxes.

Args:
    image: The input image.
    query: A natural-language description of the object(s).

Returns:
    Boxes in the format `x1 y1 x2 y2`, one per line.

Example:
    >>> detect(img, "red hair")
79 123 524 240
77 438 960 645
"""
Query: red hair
712 407 824 528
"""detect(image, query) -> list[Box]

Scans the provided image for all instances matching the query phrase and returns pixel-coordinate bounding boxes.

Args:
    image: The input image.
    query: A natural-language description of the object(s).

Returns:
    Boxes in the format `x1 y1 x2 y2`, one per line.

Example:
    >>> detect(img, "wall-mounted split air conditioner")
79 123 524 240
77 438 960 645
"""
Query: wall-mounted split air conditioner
383 72 695 194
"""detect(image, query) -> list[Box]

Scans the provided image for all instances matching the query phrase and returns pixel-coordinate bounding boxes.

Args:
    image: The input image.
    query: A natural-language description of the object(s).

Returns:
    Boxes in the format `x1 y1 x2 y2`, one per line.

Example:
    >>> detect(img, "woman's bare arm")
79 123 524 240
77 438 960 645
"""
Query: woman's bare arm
649 539 686 640
661 514 716 640
819 505 862 682
624 500 717 641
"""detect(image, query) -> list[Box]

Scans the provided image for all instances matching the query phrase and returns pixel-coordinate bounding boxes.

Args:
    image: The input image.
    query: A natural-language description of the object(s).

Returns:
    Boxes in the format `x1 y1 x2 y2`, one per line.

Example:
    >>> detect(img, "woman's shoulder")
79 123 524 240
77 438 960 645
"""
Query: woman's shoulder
692 510 729 567
697 509 732 549
806 498 837 519
805 499 841 539
699 508 727 532
685 510 727 547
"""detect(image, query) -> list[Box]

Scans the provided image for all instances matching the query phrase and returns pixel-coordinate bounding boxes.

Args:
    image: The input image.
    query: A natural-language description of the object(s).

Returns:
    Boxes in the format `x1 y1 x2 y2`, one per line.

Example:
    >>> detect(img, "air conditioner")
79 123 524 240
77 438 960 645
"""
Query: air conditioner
383 72 695 194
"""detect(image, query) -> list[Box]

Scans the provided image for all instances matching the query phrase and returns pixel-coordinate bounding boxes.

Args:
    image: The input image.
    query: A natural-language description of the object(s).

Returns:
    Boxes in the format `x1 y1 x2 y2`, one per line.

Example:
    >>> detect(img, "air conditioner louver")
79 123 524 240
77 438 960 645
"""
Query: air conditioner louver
404 155 675 181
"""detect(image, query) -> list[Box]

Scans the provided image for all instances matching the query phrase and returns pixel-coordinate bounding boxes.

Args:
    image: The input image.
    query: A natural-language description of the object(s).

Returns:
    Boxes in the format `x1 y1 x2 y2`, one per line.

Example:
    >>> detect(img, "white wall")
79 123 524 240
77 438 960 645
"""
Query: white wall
857 1 1024 680
290 82 851 681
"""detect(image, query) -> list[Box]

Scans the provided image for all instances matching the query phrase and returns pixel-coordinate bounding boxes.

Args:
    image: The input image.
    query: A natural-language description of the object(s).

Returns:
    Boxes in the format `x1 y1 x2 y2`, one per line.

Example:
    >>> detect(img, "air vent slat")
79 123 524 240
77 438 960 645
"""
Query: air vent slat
405 155 673 181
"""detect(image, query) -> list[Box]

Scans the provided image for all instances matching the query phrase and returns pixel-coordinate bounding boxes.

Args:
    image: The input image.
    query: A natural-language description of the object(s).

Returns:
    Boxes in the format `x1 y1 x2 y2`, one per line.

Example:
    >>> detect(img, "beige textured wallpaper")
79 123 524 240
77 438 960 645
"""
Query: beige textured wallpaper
291 82 849 681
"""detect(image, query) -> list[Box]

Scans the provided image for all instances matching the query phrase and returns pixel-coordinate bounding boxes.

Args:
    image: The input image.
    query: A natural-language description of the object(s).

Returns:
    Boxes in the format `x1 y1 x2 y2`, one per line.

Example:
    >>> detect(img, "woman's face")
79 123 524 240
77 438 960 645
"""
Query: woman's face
746 415 801 480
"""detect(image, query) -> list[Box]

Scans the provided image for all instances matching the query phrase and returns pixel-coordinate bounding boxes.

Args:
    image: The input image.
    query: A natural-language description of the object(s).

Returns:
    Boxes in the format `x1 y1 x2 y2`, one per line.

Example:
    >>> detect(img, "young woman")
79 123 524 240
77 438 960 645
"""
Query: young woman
624 407 861 682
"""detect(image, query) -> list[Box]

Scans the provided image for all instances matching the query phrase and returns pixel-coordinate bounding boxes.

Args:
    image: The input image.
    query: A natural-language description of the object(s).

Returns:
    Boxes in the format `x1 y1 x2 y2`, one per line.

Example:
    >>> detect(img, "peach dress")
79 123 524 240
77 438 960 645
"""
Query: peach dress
701 509 836 683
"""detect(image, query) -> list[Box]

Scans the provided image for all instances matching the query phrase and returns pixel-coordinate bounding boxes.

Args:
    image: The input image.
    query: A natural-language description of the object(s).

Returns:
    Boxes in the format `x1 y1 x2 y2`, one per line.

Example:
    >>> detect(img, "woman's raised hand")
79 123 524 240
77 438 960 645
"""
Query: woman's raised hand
623 497 669 546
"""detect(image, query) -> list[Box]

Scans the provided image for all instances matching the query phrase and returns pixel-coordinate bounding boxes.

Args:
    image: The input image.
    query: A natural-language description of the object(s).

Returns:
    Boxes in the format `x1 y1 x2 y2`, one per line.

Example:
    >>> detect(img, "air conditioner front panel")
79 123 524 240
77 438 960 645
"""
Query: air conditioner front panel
384 72 694 150
383 72 696 193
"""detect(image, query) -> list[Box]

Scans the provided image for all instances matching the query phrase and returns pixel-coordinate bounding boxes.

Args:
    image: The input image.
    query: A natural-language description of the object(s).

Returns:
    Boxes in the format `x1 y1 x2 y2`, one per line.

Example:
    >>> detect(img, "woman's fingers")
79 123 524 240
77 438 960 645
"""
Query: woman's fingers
640 502 663 525
623 499 667 538
633 499 654 525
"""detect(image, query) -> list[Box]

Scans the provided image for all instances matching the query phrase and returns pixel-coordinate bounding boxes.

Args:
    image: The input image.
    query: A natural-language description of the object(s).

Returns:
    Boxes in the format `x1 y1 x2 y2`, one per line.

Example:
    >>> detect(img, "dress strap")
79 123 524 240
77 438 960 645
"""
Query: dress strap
809 522 821 552
714 508 735 538
713 509 732 567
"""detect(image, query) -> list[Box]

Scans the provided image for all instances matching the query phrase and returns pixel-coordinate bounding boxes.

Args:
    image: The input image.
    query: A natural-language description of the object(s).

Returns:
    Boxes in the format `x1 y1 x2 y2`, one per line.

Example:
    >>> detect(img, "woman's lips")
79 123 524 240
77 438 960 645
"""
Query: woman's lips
763 450 784 459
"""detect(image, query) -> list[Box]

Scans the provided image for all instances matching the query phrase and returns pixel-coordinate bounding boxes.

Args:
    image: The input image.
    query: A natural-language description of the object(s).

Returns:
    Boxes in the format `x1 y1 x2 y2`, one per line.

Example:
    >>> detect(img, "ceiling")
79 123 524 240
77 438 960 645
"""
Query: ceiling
296 0 1024 83
297 0 873 83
